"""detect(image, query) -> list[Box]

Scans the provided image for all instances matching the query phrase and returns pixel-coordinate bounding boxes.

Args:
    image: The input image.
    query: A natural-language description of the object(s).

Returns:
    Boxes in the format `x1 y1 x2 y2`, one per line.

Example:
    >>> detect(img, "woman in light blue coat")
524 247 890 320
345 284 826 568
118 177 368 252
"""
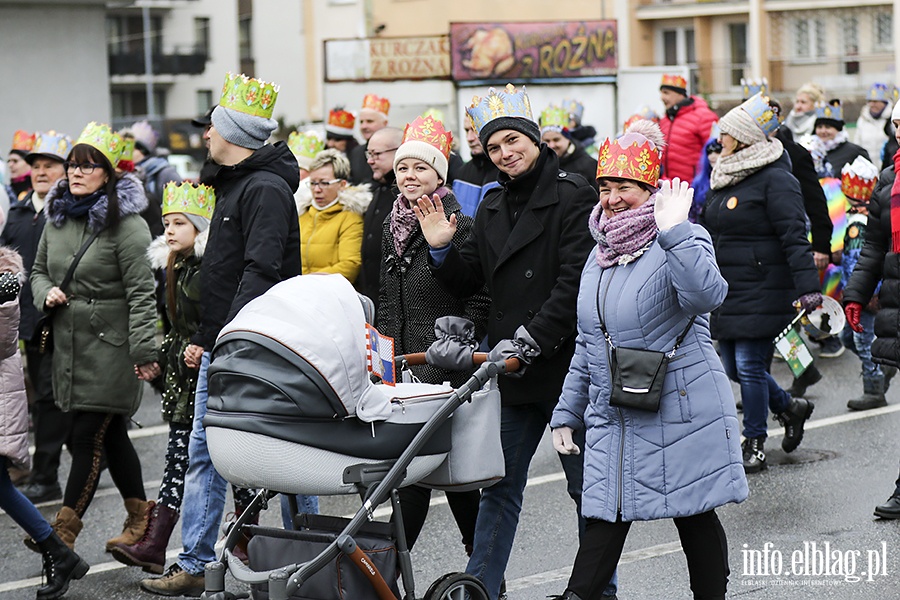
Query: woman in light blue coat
549 120 748 600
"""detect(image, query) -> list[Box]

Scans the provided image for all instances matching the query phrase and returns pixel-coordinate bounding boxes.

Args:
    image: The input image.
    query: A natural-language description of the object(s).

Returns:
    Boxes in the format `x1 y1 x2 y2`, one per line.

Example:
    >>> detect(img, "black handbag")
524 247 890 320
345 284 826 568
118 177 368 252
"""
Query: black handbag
33 231 101 354
596 281 695 412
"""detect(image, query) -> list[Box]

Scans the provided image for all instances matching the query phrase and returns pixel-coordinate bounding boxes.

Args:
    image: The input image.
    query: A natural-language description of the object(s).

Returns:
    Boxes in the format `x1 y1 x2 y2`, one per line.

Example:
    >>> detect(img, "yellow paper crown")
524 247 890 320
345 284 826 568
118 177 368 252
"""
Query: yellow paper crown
539 105 570 133
402 116 452 159
162 182 216 221
219 72 279 119
361 94 390 116
76 122 123 167
465 84 534 136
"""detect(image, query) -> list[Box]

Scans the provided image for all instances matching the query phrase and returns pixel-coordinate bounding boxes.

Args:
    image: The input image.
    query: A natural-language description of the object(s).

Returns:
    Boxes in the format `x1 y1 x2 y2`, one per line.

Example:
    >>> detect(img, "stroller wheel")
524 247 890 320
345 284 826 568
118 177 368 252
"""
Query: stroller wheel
424 572 489 600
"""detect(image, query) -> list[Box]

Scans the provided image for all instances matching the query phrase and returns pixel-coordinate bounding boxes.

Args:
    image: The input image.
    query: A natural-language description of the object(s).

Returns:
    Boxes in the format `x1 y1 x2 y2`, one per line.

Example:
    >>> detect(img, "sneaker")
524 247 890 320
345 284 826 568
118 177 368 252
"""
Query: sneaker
742 437 767 473
817 336 845 358
775 397 814 453
140 563 204 597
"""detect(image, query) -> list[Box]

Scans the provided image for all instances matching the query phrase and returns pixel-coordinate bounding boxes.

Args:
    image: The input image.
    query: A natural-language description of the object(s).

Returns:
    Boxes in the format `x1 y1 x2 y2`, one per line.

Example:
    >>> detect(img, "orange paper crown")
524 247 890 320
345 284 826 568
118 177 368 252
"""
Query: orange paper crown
660 74 688 92
361 94 390 116
326 108 356 136
596 130 663 187
401 116 452 159
841 171 877 202
11 130 35 153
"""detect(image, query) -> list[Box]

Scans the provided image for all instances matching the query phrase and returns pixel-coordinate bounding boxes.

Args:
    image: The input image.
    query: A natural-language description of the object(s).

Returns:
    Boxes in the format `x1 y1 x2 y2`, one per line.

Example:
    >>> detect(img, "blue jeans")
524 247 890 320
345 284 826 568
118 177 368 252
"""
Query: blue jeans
718 339 791 439
0 456 52 542
465 403 617 599
839 313 881 378
280 493 320 529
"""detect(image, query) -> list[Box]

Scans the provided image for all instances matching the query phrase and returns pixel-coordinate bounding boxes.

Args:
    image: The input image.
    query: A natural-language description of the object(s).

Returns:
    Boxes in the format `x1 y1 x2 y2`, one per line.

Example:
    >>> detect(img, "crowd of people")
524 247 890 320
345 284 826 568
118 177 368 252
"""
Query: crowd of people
1 69 899 600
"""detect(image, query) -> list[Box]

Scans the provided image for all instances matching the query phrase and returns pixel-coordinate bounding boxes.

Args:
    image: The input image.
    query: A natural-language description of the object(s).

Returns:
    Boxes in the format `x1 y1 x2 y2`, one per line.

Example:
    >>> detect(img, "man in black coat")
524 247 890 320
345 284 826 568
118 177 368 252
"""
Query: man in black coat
348 95 390 185
415 92 610 599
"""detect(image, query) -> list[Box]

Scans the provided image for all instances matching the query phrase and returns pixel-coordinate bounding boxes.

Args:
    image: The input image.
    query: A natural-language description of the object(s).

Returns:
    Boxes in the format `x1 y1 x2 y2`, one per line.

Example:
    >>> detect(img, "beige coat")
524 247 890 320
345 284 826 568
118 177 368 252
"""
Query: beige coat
0 247 29 470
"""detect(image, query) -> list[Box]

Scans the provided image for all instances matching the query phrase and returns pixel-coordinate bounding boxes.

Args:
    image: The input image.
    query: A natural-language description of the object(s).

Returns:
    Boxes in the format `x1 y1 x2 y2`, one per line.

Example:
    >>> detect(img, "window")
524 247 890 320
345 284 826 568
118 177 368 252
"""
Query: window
239 16 253 61
196 90 213 115
111 90 166 120
685 29 696 65
875 11 893 50
659 27 695 66
729 23 747 86
106 14 162 55
663 30 678 66
792 17 825 61
194 17 210 57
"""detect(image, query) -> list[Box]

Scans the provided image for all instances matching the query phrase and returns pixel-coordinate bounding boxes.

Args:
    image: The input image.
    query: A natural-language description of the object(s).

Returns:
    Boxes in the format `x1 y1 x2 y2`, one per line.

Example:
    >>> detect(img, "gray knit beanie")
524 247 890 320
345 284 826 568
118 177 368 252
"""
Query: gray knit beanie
478 116 541 151
211 105 277 150
184 213 210 232
719 105 767 146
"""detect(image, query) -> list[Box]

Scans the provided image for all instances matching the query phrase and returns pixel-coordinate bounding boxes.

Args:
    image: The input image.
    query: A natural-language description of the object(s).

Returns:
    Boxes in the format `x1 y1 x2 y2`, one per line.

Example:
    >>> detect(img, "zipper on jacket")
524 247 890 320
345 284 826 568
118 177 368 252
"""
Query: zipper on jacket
599 266 627 516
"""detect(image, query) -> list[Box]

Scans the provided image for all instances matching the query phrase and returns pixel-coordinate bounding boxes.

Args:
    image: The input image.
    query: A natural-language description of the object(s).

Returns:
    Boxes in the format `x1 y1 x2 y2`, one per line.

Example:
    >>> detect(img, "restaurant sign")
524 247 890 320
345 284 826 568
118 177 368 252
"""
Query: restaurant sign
325 36 451 82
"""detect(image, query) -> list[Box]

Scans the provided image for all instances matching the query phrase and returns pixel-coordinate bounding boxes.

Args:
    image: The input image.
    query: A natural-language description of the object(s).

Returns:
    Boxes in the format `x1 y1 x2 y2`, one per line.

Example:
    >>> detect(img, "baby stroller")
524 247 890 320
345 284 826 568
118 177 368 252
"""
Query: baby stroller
200 274 512 600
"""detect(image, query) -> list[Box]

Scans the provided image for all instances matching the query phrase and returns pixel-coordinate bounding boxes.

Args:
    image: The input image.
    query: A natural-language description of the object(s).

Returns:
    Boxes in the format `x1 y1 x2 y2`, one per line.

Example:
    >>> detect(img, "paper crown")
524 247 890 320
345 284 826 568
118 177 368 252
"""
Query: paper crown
162 181 216 221
540 105 570 133
422 107 445 123
401 115 452 159
596 121 664 187
117 136 136 171
739 92 781 137
660 74 688 92
28 131 72 163
623 105 660 130
76 122 123 167
841 156 879 202
867 83 895 103
288 131 325 162
361 94 390 116
562 98 584 123
11 130 35 153
741 77 768 100
219 72 279 119
326 108 356 136
466 84 534 136
815 100 844 123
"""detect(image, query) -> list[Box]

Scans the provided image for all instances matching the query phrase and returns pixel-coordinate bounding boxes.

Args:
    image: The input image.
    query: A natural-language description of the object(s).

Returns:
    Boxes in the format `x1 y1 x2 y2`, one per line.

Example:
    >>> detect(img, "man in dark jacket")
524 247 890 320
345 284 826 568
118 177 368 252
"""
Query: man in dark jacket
349 93 390 185
416 86 613 600
539 105 599 192
142 74 301 597
452 116 500 217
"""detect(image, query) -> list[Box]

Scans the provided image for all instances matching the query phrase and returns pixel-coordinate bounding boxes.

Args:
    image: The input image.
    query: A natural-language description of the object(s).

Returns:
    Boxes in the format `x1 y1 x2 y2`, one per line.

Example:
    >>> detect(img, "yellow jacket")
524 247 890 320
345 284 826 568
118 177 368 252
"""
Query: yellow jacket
297 182 371 283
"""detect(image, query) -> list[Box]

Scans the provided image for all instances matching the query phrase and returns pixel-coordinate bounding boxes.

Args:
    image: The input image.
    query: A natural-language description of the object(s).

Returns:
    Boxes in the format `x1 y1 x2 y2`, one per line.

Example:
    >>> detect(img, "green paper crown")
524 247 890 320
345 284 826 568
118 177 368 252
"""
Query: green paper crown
288 131 325 160
219 72 279 119
539 105 570 133
162 181 216 221
76 122 123 167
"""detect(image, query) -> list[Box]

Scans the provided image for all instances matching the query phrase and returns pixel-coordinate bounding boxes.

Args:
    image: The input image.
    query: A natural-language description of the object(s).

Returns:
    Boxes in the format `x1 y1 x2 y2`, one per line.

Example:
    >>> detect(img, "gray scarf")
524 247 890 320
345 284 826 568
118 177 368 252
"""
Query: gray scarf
710 138 784 190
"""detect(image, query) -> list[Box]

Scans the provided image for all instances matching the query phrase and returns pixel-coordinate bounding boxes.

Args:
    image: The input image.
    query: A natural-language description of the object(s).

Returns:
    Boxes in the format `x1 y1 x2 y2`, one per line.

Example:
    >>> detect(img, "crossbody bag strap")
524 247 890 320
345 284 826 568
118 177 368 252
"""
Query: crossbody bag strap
58 230 101 293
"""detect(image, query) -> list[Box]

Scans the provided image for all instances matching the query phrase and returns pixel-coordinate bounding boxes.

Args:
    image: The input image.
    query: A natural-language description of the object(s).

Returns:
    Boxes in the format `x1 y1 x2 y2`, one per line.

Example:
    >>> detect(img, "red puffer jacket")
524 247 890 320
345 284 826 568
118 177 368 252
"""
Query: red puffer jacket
659 96 719 182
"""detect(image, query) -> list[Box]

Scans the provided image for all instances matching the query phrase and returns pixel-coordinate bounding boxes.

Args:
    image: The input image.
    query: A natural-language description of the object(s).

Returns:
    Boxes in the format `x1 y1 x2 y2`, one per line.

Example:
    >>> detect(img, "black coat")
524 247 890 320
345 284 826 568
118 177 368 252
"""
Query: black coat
349 143 373 185
826 141 869 178
701 152 820 340
0 191 45 340
559 142 599 191
191 142 302 350
377 191 490 388
357 171 397 307
843 165 900 367
430 146 597 407
775 127 833 254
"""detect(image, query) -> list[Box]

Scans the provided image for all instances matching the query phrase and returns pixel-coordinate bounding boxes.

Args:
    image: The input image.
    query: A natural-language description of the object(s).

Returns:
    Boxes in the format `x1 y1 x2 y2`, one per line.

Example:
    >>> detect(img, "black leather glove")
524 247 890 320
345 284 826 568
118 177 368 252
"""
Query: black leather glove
488 326 541 378
425 316 478 371
0 272 21 304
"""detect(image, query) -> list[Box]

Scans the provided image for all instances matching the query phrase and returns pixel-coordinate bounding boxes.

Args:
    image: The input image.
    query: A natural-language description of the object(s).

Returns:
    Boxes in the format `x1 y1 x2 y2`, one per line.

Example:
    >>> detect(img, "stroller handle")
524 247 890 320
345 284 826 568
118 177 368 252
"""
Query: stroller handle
398 352 520 373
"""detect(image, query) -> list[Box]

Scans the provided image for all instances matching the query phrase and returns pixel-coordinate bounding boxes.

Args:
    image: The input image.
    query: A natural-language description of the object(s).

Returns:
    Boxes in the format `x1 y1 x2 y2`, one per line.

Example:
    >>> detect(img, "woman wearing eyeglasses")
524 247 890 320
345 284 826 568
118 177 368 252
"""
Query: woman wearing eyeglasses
296 149 371 283
29 123 160 554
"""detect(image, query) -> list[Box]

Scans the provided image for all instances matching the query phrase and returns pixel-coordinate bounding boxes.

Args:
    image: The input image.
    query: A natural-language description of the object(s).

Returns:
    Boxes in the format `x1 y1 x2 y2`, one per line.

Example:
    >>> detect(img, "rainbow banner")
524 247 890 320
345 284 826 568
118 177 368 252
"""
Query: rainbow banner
818 177 848 253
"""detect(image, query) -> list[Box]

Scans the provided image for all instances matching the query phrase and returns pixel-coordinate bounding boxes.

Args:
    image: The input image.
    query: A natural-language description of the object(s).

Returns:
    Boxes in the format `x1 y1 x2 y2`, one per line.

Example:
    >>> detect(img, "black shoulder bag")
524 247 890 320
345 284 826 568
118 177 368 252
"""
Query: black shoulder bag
34 231 101 353
596 281 695 412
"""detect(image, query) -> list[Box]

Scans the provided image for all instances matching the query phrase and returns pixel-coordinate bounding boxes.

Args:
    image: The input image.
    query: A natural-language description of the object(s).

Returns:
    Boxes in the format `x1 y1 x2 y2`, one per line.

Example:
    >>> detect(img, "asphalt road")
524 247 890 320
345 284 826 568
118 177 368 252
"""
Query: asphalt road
2 346 899 599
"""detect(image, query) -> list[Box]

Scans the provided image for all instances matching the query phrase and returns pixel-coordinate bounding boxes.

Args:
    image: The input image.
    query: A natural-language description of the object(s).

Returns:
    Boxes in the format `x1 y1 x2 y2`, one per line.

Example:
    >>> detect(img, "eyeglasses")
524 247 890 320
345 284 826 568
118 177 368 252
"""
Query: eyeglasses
64 162 104 175
308 179 342 188
365 147 398 160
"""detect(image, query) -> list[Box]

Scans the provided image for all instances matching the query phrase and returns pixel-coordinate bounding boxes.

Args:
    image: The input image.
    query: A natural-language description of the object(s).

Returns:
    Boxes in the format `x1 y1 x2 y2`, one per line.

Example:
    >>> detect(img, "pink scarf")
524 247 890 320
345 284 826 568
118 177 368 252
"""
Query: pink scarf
390 186 450 257
588 195 658 268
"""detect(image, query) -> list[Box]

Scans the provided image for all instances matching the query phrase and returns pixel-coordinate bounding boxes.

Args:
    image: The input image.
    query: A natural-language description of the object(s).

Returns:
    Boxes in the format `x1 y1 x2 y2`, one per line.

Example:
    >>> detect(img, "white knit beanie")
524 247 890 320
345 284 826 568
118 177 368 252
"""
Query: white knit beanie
393 140 448 182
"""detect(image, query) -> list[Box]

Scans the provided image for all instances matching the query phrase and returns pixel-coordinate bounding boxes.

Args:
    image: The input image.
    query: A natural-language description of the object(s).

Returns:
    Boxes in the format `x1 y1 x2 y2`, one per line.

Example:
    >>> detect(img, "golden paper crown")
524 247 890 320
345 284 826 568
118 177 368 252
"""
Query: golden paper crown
596 125 663 187
361 94 390 116
11 130 35 153
841 157 879 202
76 122 123 167
162 181 216 221
219 72 279 119
326 108 356 135
28 131 73 163
660 74 688 92
288 131 325 161
466 84 534 136
401 116 452 159
540 105 570 132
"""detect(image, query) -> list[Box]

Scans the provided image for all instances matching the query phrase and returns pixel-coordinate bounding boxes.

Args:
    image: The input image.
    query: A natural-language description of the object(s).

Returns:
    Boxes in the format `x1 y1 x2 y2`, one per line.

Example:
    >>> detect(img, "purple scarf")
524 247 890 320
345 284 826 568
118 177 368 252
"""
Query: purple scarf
390 186 449 256
588 194 658 268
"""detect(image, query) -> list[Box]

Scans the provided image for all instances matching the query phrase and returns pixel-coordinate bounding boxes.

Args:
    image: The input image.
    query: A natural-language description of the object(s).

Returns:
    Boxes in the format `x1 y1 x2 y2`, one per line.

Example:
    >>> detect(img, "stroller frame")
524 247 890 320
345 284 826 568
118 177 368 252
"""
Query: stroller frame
201 355 512 600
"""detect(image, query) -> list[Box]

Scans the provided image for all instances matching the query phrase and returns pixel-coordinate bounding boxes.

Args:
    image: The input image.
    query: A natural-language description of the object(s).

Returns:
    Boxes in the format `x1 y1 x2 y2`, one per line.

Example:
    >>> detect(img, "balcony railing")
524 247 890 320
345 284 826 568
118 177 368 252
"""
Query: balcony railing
109 48 208 76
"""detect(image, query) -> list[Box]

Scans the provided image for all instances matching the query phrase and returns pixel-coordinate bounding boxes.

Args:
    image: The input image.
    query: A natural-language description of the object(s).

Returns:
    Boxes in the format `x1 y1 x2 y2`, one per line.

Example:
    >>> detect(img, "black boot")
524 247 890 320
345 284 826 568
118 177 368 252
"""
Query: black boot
36 531 89 600
775 398 814 453
847 375 886 411
742 437 767 473
787 365 822 398
883 366 897 394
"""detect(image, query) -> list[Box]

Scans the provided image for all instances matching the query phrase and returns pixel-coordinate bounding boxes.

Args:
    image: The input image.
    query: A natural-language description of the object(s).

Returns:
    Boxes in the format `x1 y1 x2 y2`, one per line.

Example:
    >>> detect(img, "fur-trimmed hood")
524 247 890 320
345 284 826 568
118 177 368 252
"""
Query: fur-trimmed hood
146 227 209 269
46 172 149 232
295 179 372 216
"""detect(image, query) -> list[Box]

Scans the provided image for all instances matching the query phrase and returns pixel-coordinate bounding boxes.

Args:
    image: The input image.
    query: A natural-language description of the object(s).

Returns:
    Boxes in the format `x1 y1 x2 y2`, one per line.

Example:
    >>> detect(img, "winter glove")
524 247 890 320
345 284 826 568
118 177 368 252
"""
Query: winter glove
487 325 541 378
654 177 693 231
844 301 863 333
425 316 478 371
0 272 21 304
552 427 580 456
794 292 824 315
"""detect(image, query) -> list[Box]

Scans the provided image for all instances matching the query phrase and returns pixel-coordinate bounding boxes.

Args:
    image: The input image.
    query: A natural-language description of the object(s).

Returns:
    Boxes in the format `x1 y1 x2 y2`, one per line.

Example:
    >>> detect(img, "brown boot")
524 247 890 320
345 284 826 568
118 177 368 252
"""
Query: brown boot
25 506 83 553
110 503 179 574
105 498 153 552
